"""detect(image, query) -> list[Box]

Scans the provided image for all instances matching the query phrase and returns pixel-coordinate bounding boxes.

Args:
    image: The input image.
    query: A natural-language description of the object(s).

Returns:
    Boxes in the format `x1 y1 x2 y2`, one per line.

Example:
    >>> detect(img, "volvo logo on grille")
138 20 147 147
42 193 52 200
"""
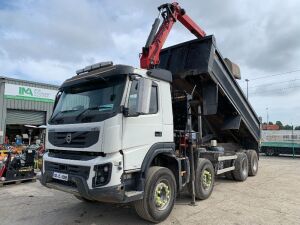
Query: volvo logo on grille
65 133 72 144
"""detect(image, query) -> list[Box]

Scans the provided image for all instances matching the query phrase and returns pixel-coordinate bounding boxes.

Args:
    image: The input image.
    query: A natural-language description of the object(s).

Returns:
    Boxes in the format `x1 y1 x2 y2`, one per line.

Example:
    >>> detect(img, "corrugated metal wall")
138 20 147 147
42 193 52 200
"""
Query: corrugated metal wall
0 77 59 143
0 79 5 143
6 110 46 125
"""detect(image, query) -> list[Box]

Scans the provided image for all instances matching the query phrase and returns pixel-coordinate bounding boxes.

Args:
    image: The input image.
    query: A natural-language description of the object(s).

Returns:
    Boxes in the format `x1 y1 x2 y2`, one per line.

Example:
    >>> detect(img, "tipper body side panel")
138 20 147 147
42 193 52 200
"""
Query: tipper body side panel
159 35 260 151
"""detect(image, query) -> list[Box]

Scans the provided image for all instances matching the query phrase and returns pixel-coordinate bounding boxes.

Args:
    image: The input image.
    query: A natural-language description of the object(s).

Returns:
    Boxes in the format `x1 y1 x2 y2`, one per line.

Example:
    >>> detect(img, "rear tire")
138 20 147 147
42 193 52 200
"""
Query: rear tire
246 150 258 176
134 166 176 223
188 158 215 200
233 152 249 181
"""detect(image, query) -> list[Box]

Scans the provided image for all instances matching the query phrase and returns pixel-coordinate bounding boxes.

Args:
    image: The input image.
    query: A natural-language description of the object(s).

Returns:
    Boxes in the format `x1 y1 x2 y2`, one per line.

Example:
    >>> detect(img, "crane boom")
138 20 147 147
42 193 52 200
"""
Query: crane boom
140 2 206 69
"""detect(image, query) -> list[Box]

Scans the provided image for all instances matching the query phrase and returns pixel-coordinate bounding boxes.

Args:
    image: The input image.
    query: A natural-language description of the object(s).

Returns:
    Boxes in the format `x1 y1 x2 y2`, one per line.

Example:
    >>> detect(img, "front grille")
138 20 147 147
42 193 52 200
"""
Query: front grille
45 161 90 179
48 130 99 148
48 149 104 161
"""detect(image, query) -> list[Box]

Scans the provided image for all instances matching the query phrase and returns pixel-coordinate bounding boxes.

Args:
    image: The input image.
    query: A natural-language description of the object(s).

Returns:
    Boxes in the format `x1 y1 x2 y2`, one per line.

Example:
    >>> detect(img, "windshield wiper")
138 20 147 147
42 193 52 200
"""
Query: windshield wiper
50 109 78 123
75 105 113 121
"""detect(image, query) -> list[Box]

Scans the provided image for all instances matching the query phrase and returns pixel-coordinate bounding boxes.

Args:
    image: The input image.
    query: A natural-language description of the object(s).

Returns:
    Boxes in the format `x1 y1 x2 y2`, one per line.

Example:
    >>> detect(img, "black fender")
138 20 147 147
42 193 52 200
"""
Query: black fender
137 142 182 191
140 142 175 175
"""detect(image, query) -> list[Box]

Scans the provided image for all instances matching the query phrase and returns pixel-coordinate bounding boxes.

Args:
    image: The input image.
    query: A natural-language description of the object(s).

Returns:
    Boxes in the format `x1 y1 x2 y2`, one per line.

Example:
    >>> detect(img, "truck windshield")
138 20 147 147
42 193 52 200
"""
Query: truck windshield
49 75 126 124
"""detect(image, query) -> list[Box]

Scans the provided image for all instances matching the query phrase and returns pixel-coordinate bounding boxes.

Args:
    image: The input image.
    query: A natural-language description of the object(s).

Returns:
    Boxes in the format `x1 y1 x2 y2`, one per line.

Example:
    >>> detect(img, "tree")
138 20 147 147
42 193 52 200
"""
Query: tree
283 125 293 130
275 121 283 129
295 126 300 130
268 121 273 125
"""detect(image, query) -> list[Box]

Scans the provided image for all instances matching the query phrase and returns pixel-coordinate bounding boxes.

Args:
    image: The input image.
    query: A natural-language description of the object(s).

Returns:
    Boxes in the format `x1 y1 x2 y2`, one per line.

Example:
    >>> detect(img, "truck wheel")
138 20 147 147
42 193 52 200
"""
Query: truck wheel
246 150 258 176
134 166 176 223
233 152 249 181
188 158 215 200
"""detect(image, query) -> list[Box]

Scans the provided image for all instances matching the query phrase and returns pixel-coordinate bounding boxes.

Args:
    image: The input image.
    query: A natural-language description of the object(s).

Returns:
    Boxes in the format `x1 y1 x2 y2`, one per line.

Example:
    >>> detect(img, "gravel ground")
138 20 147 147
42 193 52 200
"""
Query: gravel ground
1 156 300 225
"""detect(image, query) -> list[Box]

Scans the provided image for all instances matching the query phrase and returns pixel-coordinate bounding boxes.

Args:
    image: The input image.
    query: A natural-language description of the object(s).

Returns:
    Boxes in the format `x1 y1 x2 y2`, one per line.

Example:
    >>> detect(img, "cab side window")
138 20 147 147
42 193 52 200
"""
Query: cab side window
127 80 159 115
149 85 158 114
128 80 139 115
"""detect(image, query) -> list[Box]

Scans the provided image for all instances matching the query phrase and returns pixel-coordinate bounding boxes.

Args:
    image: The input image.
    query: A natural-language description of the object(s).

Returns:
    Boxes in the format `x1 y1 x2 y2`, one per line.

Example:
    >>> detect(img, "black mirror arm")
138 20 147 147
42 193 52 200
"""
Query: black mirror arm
122 106 129 117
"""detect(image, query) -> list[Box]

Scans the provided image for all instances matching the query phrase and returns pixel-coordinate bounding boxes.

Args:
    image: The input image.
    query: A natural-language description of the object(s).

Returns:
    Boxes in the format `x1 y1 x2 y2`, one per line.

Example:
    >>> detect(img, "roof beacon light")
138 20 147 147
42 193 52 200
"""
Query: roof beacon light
76 61 113 75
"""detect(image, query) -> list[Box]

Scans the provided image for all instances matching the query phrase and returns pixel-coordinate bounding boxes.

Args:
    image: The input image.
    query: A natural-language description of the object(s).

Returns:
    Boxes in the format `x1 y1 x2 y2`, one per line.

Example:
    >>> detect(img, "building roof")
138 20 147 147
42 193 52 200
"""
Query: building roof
0 76 60 89
262 124 280 130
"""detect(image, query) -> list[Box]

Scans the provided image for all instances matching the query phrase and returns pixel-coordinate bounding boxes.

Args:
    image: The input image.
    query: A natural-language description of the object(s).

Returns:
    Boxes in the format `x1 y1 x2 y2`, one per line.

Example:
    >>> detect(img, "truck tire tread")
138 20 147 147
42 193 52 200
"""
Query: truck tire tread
188 158 215 200
233 152 249 181
246 150 258 176
134 166 176 223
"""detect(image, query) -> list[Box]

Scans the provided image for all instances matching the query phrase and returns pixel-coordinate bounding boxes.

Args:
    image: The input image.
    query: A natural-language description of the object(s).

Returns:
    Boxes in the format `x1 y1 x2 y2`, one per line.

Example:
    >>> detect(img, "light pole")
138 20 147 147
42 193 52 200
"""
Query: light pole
266 107 269 129
245 79 249 99
292 124 295 158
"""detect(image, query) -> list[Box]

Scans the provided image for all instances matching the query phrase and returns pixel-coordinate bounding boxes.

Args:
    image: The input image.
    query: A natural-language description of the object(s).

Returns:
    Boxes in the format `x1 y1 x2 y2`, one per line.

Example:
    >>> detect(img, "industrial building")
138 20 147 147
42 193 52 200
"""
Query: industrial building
261 130 300 143
261 130 300 156
0 76 59 144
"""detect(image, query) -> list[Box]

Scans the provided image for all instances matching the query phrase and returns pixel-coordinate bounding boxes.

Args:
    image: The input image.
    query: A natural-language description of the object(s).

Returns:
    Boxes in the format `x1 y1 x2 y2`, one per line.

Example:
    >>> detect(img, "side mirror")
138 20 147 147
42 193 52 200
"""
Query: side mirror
136 78 152 114
122 106 129 117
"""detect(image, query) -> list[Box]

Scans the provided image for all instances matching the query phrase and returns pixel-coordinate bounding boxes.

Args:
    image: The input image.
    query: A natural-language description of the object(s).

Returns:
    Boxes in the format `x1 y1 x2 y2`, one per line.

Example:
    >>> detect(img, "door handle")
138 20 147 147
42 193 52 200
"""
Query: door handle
155 131 162 137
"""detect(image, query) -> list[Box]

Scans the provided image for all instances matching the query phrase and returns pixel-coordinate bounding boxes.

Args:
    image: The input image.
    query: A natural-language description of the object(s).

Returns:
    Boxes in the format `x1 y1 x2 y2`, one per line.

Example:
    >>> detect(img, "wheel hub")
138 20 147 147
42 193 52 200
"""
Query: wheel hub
202 169 212 189
154 182 171 210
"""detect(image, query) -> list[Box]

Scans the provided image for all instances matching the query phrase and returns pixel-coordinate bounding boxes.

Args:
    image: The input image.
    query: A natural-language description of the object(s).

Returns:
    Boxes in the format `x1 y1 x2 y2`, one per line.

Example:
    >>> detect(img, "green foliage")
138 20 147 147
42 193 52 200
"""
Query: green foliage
275 121 283 129
264 121 298 130
282 125 293 130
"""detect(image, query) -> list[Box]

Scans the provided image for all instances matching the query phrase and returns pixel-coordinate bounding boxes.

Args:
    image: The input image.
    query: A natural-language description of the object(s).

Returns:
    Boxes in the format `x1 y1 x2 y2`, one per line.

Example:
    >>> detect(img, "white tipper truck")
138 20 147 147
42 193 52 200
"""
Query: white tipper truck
41 3 260 223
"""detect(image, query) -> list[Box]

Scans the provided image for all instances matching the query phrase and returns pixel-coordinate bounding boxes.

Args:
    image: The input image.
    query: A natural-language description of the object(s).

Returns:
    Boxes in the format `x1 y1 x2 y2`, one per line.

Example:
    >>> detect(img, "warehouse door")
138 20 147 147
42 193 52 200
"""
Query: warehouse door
6 109 46 125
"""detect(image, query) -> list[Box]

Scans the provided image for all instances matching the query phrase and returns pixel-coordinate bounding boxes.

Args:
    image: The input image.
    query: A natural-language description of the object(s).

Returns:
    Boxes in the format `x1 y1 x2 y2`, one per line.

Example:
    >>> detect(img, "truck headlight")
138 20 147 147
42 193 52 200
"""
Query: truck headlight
93 163 112 187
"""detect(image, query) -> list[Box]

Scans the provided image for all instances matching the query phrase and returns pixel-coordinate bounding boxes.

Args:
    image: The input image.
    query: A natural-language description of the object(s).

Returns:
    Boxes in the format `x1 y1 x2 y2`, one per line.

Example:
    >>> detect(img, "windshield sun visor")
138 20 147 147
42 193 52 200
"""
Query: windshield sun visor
60 65 135 90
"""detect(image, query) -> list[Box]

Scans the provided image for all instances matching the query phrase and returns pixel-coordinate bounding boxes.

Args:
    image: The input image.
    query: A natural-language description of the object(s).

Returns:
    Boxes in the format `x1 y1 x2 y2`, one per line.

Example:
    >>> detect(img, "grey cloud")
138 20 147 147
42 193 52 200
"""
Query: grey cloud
1 0 300 123
250 82 300 97
246 4 300 72
0 0 116 63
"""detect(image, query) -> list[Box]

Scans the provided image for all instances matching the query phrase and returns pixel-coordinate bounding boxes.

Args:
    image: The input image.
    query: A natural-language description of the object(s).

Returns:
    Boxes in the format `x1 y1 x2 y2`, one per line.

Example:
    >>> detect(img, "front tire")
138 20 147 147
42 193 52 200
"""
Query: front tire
134 166 176 223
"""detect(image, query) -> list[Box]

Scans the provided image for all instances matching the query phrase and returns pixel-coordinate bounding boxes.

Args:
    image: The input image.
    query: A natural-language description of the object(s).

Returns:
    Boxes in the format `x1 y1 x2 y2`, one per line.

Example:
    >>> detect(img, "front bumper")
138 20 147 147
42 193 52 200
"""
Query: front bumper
40 170 125 203
41 151 127 203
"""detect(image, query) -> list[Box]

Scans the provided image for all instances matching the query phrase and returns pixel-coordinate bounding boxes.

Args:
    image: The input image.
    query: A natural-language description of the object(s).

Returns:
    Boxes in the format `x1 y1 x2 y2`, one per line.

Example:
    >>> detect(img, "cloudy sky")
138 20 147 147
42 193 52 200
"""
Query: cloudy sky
1 0 300 125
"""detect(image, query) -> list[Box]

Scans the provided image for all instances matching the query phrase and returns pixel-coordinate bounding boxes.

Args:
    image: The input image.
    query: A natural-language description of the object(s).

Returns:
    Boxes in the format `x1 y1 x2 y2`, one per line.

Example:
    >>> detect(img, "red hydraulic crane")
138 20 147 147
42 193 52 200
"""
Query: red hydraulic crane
140 2 206 69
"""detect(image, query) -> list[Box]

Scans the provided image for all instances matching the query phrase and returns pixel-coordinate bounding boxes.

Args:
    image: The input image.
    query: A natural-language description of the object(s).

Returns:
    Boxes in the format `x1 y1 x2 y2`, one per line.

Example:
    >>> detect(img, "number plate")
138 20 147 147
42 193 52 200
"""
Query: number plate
52 172 68 181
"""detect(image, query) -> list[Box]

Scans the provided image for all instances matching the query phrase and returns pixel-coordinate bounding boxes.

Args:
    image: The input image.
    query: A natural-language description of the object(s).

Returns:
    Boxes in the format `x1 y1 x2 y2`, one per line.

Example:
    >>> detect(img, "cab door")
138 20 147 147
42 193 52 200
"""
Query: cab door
122 78 163 170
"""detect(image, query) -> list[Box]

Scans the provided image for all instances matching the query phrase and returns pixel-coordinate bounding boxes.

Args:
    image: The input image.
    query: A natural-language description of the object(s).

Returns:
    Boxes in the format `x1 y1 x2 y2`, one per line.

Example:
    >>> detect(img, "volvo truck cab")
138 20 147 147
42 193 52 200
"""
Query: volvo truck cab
42 62 175 204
